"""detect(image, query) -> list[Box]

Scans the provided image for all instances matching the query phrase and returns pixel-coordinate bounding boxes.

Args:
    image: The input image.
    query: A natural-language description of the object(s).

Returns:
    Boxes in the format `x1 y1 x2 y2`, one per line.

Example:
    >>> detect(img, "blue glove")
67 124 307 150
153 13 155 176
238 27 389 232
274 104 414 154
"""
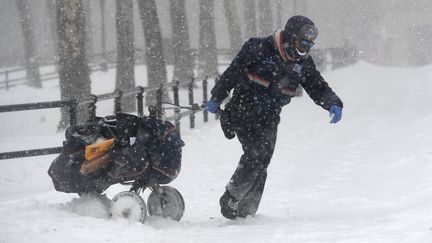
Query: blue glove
329 105 342 124
206 99 220 113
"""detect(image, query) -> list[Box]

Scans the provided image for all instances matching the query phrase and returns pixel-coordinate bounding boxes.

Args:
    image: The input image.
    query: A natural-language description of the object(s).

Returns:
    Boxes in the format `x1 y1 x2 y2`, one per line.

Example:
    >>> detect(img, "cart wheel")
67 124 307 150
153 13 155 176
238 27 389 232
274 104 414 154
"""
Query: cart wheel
147 186 185 221
109 191 147 223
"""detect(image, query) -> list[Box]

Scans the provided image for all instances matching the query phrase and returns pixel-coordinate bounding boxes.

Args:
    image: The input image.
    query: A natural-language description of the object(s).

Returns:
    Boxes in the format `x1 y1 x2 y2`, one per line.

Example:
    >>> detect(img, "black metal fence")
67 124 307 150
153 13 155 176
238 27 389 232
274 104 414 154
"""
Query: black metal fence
0 77 213 160
0 63 117 91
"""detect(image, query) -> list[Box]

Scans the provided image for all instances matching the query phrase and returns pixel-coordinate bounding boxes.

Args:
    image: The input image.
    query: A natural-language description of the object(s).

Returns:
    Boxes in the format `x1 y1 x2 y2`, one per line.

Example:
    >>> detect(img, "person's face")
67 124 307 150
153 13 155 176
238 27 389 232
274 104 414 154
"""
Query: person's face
295 24 318 54
295 38 315 53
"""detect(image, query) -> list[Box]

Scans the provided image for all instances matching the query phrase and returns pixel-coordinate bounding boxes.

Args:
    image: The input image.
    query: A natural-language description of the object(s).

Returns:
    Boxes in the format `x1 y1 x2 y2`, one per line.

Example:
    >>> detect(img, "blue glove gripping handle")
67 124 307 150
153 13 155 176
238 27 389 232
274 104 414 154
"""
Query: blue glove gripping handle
206 100 220 114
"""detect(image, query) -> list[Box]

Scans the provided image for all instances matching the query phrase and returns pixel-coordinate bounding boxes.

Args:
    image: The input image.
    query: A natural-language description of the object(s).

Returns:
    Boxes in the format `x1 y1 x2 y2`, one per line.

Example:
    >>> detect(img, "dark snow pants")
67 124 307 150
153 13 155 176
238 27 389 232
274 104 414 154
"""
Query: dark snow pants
224 118 278 216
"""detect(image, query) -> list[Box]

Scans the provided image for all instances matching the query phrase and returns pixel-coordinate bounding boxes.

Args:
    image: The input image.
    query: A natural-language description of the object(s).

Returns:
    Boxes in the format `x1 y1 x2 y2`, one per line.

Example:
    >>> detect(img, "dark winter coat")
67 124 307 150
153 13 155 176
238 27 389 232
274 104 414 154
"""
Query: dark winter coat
211 30 343 128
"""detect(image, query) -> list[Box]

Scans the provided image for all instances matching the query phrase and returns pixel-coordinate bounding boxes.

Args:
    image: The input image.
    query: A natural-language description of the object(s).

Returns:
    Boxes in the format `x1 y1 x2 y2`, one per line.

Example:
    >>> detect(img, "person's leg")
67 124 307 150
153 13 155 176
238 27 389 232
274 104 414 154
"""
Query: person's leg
220 124 277 219
238 168 267 217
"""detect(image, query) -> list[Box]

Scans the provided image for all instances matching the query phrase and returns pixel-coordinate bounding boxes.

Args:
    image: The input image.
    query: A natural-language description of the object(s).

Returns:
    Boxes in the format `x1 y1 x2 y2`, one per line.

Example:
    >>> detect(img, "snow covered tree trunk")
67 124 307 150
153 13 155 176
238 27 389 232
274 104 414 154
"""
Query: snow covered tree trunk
99 0 108 71
169 0 194 83
198 0 218 78
56 0 91 129
243 0 257 39
16 0 41 88
137 0 169 105
83 0 93 64
223 0 242 56
115 0 136 112
258 0 273 36
47 0 58 69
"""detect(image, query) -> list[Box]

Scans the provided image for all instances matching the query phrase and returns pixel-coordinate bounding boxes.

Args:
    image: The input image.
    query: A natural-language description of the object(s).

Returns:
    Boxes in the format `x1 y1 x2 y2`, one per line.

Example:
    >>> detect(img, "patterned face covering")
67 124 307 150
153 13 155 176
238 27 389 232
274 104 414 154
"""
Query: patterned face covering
300 39 315 49
295 24 318 54
297 24 318 42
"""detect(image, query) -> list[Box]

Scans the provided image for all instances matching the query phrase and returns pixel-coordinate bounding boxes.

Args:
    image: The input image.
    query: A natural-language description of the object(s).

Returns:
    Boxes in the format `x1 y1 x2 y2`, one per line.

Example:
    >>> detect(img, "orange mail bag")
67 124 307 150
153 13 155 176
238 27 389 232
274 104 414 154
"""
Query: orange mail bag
84 138 115 161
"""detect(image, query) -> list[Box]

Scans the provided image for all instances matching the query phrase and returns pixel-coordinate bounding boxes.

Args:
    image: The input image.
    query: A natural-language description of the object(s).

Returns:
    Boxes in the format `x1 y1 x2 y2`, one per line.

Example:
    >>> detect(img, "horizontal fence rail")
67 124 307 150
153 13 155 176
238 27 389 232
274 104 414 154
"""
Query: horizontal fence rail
0 63 117 90
0 100 79 160
0 77 213 160
0 147 64 161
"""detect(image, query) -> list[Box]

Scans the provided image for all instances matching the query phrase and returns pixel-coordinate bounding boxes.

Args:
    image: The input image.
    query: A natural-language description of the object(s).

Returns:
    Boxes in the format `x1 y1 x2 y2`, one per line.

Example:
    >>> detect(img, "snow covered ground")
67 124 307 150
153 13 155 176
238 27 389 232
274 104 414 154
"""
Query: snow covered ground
1 62 432 243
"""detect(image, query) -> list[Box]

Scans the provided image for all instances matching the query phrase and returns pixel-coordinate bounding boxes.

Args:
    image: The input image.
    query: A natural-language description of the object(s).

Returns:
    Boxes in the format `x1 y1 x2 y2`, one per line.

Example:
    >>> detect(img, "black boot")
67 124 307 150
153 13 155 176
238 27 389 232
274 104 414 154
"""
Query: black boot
219 190 240 219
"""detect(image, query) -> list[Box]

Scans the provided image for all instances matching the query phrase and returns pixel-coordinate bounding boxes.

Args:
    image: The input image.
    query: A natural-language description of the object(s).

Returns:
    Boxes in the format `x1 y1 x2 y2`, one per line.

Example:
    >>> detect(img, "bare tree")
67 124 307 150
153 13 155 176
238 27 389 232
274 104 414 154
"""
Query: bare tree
115 0 136 112
16 0 41 88
46 0 58 68
169 0 194 83
56 0 91 129
258 0 273 36
243 0 257 39
99 0 108 71
137 0 169 105
223 0 242 56
198 0 218 78
83 0 93 63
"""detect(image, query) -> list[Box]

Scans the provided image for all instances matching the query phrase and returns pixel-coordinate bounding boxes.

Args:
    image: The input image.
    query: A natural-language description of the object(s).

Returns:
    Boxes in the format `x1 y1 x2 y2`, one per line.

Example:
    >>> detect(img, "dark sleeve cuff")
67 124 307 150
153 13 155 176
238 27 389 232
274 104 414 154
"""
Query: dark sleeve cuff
210 96 224 104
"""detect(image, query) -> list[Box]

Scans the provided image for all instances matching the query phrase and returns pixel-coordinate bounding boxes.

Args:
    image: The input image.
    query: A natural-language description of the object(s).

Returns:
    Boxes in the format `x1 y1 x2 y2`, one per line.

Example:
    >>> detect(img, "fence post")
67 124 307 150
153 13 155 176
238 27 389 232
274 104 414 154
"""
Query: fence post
136 86 144 117
202 76 208 123
148 106 156 118
69 99 78 126
188 77 195 129
214 77 220 120
156 85 163 119
114 89 123 114
5 71 9 91
173 80 181 131
88 94 98 122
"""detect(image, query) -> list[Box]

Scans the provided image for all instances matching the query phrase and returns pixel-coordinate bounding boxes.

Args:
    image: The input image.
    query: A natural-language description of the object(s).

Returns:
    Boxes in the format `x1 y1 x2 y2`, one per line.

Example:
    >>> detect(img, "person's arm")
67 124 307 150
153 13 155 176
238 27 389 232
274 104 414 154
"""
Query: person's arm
300 57 343 111
210 38 258 103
